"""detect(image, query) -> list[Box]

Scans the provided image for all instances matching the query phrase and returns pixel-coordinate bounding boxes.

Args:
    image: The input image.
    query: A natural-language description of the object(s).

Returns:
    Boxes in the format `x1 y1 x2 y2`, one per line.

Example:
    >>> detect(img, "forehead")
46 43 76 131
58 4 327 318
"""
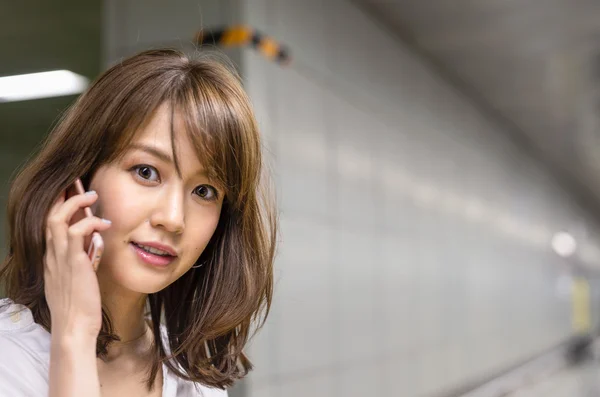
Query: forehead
133 103 176 144
128 103 203 171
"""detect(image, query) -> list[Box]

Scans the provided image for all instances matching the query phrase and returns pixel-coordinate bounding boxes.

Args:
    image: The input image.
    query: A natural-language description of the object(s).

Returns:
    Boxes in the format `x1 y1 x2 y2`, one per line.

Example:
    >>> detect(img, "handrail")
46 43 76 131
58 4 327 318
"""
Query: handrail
434 333 595 397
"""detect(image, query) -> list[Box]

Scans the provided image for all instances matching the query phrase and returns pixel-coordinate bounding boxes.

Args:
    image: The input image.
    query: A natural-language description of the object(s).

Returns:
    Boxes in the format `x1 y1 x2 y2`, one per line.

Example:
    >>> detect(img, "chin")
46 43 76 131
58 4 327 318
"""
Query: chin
98 254 175 295
116 271 172 294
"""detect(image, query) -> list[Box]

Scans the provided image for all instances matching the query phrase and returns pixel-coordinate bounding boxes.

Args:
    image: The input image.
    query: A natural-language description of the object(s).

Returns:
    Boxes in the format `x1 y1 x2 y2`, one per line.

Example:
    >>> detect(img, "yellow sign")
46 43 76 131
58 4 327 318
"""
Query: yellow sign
572 276 590 334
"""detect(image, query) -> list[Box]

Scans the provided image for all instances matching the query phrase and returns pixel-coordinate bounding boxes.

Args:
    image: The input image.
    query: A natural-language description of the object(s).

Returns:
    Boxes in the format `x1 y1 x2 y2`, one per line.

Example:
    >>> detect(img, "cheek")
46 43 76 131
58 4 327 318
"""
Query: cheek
185 212 221 257
94 183 144 228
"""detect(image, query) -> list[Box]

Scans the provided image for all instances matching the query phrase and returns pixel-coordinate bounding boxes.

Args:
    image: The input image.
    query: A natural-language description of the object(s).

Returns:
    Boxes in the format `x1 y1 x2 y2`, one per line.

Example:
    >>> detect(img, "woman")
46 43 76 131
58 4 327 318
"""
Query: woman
0 48 276 396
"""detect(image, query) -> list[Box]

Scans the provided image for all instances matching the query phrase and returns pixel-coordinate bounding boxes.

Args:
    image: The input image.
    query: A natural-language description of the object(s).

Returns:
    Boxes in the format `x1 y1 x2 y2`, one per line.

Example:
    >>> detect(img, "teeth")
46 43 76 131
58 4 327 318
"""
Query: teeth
135 243 171 257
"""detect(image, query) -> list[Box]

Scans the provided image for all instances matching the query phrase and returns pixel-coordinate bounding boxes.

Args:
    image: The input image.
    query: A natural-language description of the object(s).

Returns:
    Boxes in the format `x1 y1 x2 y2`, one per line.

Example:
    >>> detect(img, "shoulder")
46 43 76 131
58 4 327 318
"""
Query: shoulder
0 298 51 364
0 298 51 395
0 298 35 331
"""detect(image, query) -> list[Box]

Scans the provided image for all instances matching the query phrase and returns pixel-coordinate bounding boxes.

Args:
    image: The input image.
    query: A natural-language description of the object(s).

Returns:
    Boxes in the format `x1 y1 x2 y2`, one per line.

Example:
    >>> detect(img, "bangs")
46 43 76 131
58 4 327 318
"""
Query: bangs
169 70 260 207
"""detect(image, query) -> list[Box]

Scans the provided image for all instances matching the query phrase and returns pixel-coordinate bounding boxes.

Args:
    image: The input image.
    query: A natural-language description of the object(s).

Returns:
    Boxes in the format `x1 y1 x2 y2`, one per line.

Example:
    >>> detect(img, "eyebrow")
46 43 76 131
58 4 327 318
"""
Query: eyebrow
129 143 208 178
130 143 173 164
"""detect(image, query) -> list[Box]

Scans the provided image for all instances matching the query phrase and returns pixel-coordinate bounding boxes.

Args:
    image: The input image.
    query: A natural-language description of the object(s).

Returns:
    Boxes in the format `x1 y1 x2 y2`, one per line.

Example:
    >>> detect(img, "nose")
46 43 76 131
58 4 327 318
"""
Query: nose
149 186 185 234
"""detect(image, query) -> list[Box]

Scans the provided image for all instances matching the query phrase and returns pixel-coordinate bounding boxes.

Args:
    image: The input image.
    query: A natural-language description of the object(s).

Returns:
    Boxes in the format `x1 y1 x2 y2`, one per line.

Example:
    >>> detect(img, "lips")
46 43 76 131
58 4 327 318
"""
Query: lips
132 241 177 257
130 240 177 268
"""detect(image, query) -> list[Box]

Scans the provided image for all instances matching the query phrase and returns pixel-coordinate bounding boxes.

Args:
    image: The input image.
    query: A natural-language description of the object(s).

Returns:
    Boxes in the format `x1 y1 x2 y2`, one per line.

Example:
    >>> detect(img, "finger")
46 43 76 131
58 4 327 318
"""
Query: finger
43 234 59 284
47 212 68 260
45 192 64 272
68 216 112 238
66 216 111 261
54 191 99 226
47 191 98 250
44 232 55 269
43 249 56 278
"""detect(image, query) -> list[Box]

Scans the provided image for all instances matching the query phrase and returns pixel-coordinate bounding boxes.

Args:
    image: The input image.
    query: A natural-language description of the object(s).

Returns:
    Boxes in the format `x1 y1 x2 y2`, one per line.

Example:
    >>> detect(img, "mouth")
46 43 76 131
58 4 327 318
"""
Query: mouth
130 241 177 267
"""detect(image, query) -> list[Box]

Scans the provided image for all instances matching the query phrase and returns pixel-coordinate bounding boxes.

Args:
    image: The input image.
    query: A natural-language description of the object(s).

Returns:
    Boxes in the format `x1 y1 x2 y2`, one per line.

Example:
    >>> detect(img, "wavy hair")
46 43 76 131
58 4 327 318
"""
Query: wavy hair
0 48 276 391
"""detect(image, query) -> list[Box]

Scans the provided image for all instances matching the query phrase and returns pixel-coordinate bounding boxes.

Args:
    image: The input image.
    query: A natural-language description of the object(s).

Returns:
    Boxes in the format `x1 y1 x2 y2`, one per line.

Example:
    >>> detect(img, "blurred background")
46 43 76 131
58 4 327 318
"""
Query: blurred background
3 0 600 396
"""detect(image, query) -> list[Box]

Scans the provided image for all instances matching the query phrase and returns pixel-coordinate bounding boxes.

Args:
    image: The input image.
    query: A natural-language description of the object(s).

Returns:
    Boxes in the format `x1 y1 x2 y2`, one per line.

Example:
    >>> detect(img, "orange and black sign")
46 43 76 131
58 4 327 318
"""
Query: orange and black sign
195 25 291 66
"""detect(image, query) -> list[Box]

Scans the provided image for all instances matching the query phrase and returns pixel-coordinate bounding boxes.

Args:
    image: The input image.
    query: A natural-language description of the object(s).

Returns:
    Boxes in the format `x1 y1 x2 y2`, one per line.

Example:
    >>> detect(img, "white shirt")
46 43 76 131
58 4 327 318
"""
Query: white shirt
0 298 227 397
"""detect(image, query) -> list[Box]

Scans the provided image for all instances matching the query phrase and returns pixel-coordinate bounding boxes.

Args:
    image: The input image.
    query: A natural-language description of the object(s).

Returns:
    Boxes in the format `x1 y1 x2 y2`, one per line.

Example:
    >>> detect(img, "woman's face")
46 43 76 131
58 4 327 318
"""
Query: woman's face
89 103 224 294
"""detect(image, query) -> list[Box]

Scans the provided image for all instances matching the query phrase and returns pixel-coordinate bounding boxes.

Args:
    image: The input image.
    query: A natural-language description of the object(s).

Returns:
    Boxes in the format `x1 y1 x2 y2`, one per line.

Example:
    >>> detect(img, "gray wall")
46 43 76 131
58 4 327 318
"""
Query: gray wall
102 0 243 68
241 0 600 396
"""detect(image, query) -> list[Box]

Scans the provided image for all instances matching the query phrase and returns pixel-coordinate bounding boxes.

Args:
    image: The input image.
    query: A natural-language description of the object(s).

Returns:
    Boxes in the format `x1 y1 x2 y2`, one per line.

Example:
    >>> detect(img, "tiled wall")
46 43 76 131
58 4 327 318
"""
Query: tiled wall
241 0 600 396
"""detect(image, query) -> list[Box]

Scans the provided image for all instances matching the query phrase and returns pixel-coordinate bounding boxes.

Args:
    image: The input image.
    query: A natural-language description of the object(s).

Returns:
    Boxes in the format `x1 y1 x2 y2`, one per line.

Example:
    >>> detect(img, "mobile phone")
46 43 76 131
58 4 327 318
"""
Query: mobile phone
66 178 104 271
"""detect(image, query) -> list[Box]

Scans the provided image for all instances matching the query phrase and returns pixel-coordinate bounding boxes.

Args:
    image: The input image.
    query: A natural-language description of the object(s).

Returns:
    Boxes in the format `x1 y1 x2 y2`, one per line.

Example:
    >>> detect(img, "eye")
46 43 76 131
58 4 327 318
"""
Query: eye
193 185 218 201
132 165 160 182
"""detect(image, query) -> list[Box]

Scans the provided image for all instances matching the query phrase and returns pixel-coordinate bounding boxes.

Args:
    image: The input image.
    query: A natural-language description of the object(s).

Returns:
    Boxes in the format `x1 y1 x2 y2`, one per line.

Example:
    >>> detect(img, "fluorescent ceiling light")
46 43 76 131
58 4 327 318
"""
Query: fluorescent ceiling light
551 231 577 258
0 70 89 102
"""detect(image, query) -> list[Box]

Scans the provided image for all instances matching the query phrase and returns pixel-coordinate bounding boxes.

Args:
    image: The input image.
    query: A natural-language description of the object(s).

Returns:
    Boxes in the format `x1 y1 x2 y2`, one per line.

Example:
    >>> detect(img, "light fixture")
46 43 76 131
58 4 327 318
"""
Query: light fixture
0 70 89 102
551 231 577 258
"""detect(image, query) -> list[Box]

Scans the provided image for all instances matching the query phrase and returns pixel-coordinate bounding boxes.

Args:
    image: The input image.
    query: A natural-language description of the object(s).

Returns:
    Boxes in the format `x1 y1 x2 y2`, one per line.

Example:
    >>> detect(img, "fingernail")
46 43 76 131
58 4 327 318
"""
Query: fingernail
85 190 97 196
101 218 112 224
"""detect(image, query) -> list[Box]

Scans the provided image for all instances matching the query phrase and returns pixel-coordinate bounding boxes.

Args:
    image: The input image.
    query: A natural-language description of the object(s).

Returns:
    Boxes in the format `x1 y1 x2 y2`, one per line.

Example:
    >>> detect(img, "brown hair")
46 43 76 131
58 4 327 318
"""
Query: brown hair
0 48 276 391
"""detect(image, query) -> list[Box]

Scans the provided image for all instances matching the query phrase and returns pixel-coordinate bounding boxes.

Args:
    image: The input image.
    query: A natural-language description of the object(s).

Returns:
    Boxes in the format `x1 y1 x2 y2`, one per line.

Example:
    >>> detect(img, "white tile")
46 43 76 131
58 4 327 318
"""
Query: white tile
279 373 333 397
274 69 328 162
272 217 335 376
119 0 223 48
415 348 453 396
247 380 280 397
327 0 395 99
243 0 270 29
334 228 378 362
338 367 381 397
243 51 278 154
275 293 335 377
331 101 378 228
246 317 277 383
273 0 331 76
276 216 331 293
273 69 332 218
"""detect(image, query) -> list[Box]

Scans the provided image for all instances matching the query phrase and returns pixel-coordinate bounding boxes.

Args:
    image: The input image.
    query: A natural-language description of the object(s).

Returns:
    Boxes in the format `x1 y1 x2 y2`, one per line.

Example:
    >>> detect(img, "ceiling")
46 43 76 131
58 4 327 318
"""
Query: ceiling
354 0 600 215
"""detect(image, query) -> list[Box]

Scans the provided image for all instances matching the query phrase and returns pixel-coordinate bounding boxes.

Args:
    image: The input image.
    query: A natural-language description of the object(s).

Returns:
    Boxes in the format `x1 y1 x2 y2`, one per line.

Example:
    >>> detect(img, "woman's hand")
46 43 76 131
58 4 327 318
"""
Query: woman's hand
44 189 112 338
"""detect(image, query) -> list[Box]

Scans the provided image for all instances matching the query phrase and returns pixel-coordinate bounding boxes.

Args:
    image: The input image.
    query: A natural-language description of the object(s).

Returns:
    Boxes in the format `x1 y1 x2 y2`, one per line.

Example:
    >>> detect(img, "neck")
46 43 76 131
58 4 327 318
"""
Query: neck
97 273 150 358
